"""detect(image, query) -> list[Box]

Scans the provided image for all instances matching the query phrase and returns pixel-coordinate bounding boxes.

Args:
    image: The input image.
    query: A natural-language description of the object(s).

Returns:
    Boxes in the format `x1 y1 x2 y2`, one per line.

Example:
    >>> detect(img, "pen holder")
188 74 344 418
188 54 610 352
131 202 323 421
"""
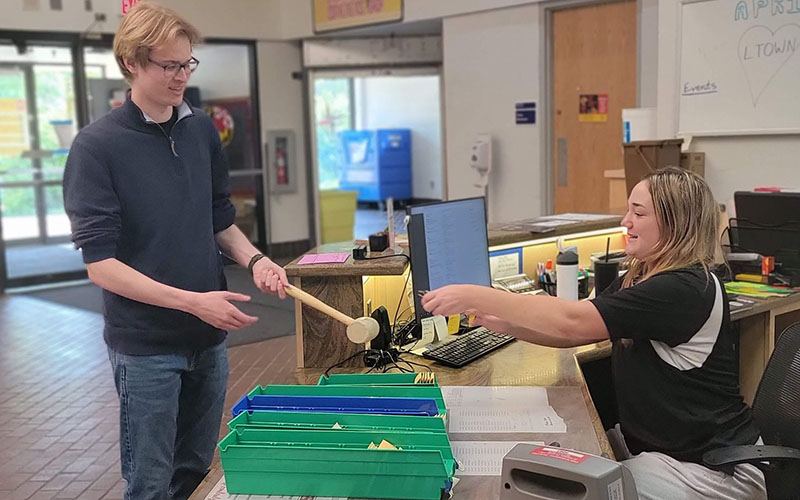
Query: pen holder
368 232 388 252
539 280 557 297
539 275 589 298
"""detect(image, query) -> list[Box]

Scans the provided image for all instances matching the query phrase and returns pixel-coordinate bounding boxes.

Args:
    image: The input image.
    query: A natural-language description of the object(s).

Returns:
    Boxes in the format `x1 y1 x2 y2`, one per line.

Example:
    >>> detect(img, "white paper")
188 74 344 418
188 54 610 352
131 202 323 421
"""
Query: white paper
432 315 449 342
489 252 521 278
206 476 344 500
448 407 566 433
442 386 566 433
527 219 576 228
538 213 615 221
442 386 550 409
420 316 436 345
452 441 545 476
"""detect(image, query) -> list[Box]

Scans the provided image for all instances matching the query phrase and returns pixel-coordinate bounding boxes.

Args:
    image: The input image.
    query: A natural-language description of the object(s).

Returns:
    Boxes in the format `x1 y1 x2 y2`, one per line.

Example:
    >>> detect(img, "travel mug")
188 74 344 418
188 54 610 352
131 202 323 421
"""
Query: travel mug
593 259 620 296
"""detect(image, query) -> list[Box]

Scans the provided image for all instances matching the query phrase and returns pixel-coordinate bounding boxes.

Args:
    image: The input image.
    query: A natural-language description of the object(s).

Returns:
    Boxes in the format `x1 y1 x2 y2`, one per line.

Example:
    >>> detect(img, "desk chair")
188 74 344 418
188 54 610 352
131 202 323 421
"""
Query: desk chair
703 322 800 500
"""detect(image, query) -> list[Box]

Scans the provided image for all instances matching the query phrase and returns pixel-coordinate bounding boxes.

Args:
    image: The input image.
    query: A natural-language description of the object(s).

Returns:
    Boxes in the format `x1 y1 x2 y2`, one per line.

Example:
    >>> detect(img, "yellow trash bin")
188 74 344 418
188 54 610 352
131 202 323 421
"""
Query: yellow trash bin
319 189 358 243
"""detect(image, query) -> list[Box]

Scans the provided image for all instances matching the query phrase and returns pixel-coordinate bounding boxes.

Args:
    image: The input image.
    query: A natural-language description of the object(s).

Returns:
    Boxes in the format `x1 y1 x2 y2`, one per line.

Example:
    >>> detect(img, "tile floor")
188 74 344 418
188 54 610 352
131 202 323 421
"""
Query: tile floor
0 294 296 500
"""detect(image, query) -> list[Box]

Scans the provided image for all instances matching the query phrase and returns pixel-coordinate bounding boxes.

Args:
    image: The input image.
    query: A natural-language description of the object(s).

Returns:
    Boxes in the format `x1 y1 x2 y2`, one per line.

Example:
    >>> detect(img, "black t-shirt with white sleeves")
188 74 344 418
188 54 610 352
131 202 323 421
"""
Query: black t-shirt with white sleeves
591 267 759 464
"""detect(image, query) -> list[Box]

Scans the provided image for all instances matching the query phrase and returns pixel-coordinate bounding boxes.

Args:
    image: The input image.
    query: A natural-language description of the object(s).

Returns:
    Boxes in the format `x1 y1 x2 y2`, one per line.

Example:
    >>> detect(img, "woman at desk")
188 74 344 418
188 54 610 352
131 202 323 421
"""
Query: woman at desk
422 167 765 500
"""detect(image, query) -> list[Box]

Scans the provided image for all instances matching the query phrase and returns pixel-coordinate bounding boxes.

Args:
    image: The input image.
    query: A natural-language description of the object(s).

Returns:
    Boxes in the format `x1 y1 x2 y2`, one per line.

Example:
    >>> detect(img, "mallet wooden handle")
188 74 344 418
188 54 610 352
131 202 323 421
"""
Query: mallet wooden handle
284 284 355 326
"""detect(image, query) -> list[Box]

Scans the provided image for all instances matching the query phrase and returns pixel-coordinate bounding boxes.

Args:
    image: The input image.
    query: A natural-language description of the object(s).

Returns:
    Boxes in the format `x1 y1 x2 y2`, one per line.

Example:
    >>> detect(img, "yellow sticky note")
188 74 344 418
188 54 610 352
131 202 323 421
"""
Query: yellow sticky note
378 439 397 450
447 315 460 334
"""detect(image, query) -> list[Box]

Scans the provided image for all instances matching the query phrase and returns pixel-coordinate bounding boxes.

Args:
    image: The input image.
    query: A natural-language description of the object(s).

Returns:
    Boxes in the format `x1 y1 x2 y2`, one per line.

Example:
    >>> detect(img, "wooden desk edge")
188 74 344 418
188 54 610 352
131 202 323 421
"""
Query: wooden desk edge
574 342 615 461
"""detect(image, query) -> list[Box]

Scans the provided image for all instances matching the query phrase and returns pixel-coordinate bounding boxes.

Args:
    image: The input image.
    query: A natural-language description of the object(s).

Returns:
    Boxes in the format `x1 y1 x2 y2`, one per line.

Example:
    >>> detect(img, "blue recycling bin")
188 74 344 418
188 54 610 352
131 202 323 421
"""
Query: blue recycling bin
338 129 412 203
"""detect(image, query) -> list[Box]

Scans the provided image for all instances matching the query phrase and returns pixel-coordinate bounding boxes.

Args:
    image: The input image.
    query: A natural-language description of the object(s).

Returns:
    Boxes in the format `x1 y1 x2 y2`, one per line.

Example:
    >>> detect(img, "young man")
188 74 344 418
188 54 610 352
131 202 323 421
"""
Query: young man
63 3 286 500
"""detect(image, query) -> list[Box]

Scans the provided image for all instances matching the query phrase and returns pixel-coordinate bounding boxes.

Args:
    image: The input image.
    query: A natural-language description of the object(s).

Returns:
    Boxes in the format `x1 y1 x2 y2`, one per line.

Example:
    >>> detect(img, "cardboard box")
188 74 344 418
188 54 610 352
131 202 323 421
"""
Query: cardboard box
680 152 706 178
622 139 683 196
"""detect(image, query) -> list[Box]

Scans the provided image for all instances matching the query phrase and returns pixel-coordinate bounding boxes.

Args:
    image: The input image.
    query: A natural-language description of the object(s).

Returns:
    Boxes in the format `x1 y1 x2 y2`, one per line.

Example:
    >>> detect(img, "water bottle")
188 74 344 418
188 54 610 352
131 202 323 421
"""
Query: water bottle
556 239 579 301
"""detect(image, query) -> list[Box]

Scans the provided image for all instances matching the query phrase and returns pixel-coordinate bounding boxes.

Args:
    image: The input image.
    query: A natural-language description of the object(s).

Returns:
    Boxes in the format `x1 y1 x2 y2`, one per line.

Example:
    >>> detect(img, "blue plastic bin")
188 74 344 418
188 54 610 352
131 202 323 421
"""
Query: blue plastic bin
339 129 412 202
231 394 440 417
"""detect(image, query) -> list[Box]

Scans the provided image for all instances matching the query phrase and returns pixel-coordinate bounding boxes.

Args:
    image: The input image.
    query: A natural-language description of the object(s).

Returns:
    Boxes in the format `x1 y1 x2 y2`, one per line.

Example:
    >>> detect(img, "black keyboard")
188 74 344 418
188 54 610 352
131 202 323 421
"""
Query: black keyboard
422 327 515 367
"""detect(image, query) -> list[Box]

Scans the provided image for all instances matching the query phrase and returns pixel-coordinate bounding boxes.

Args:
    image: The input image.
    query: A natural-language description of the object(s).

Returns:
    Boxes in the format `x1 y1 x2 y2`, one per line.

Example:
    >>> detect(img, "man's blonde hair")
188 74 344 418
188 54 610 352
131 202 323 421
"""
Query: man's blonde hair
113 1 202 83
622 167 720 288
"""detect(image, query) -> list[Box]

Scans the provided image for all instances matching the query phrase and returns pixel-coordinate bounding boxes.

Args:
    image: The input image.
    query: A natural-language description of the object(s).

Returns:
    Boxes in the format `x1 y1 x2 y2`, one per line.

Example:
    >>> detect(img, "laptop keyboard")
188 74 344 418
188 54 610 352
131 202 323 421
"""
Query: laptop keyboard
422 327 515 368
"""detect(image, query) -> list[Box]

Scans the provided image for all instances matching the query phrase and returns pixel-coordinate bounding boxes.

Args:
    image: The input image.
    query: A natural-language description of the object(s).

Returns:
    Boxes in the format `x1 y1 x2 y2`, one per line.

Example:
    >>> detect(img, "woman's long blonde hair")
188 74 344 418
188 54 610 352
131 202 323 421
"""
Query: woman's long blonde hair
622 167 720 288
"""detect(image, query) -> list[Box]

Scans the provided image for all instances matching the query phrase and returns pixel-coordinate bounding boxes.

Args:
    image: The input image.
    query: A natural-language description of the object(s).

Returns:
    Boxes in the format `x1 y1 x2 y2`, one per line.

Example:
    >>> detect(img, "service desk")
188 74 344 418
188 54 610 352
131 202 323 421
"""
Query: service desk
732 290 800 403
286 215 625 368
188 334 613 500
285 241 409 368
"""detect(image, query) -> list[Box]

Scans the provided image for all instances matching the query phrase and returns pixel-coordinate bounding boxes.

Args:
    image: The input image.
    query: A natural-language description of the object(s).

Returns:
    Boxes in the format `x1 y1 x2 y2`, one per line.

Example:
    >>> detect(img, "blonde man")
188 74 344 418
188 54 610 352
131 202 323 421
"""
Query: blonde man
63 3 287 499
422 167 766 499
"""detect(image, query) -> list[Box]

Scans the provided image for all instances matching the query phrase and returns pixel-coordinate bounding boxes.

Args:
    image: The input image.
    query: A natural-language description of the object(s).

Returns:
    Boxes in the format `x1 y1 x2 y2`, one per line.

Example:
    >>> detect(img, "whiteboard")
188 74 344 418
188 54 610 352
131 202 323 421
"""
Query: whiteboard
678 0 800 136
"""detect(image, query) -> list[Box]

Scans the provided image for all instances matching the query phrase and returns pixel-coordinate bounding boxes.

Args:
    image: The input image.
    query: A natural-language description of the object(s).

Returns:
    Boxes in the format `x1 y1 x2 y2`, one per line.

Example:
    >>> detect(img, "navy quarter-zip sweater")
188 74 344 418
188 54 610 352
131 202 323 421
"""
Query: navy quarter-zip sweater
63 97 235 355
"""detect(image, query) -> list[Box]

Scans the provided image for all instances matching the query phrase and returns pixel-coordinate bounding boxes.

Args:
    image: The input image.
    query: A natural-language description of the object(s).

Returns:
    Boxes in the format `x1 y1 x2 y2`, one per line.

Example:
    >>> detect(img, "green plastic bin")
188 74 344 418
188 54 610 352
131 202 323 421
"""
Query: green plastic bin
248 384 448 415
228 410 446 434
317 373 439 387
218 427 455 499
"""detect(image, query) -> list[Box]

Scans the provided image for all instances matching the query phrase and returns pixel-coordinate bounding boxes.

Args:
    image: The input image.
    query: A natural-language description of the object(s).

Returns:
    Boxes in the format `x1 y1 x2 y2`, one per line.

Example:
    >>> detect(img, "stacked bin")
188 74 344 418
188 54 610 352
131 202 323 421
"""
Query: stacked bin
218 373 454 500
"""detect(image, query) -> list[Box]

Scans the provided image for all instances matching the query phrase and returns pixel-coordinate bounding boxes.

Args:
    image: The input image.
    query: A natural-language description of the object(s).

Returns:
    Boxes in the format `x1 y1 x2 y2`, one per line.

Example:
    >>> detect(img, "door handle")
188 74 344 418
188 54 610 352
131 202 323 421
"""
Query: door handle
557 137 568 187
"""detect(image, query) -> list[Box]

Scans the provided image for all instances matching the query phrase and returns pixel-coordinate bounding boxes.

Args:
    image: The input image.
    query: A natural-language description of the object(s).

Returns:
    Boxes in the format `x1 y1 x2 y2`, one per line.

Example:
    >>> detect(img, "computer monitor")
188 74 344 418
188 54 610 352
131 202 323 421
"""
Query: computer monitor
407 197 492 327
733 191 800 270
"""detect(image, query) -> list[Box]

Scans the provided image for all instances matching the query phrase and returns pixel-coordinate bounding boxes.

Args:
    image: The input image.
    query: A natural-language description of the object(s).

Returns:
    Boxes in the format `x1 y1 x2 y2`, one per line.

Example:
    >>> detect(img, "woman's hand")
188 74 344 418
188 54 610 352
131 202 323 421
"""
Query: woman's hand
420 284 479 316
470 312 516 334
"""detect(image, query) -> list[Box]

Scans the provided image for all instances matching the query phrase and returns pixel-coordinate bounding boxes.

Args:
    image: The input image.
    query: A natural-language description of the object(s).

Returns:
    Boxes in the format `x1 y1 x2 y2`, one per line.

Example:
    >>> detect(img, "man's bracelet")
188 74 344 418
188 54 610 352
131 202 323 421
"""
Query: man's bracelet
247 253 265 274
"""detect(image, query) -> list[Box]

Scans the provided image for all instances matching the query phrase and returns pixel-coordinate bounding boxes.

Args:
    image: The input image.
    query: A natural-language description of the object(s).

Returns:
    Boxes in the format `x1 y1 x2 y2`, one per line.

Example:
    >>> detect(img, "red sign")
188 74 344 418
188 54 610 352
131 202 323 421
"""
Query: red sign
530 446 590 464
122 0 143 15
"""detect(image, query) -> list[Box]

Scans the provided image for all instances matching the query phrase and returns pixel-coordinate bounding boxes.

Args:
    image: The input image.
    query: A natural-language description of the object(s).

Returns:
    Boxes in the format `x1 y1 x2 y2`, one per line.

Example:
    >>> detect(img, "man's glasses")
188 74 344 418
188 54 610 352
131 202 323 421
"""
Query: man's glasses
147 57 199 77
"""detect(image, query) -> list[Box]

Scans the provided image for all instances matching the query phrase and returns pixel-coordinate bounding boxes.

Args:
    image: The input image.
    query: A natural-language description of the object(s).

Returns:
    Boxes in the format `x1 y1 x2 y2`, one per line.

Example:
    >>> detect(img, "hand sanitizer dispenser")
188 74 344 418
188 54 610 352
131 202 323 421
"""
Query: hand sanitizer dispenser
470 134 492 189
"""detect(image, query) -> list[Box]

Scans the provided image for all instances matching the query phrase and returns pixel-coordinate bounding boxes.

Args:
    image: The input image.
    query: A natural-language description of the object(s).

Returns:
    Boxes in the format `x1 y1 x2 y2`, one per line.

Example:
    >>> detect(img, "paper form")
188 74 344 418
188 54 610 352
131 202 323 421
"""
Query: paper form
296 252 349 265
442 386 567 433
489 252 521 278
538 213 616 221
526 219 576 228
442 386 550 409
448 407 566 433
452 441 545 476
206 476 344 500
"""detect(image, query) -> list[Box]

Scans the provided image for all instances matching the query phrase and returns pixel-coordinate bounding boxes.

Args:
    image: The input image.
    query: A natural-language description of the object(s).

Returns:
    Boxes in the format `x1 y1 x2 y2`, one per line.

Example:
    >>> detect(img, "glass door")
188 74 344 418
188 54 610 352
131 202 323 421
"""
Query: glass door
0 42 85 289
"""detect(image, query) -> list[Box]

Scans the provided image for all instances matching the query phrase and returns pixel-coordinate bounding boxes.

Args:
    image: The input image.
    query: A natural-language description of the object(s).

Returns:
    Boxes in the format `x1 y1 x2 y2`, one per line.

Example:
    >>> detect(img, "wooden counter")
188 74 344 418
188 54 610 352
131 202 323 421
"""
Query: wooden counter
189 335 613 500
285 242 409 278
284 242 410 368
286 217 624 368
487 215 622 247
731 291 800 403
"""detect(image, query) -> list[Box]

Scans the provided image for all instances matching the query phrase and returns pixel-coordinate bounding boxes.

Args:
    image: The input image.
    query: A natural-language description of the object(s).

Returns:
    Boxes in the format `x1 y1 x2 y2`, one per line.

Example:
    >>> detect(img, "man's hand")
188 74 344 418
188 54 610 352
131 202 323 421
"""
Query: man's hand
187 291 258 331
420 284 478 317
252 257 288 299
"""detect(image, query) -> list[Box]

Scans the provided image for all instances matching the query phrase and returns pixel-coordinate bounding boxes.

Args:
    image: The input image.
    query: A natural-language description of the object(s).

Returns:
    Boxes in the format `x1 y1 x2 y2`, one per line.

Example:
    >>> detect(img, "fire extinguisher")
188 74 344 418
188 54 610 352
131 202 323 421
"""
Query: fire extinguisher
276 148 287 185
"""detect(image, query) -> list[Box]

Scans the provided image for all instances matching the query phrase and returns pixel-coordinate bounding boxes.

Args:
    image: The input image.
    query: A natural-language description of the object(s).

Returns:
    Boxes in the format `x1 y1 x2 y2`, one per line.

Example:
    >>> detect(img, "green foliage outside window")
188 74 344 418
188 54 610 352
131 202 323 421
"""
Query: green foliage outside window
314 78 352 190
0 66 72 217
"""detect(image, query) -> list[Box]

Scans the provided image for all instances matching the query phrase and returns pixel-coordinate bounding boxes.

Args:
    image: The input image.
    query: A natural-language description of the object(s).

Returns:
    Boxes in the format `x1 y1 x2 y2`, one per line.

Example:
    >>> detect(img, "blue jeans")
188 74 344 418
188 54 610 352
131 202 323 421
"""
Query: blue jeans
108 341 229 500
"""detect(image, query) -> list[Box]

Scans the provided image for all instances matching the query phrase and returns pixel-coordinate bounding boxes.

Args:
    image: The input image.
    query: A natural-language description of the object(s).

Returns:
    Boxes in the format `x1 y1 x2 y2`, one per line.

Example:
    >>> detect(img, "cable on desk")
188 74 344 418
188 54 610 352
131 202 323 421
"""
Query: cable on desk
323 349 369 378
358 254 411 263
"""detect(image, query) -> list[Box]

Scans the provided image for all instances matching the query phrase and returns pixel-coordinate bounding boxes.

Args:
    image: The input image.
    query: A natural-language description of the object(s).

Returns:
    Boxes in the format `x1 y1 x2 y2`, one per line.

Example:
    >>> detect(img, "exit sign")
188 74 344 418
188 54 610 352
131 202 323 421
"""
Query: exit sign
122 0 142 14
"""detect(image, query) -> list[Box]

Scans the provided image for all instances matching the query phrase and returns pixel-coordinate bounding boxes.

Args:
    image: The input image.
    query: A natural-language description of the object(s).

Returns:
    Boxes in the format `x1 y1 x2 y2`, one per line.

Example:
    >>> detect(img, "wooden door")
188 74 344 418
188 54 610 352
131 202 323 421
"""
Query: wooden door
552 1 637 213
